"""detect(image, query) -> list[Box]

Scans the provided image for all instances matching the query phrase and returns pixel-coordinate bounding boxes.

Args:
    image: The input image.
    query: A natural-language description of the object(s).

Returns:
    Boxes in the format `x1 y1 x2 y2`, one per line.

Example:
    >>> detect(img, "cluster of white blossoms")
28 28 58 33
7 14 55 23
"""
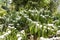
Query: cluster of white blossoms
47 24 54 26
19 10 57 31
40 37 60 40
40 37 50 40
17 34 22 40
20 30 25 34
40 14 46 18
17 30 25 40
0 30 11 39
18 37 22 40
17 33 22 40
8 25 15 29
19 10 40 27
15 15 21 21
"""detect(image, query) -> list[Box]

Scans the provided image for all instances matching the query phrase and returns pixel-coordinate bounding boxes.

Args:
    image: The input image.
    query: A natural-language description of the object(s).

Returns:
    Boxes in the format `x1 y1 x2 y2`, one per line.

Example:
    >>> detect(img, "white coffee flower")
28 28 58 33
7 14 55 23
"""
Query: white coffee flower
48 27 50 30
18 37 22 40
29 10 35 12
8 31 11 34
44 26 46 28
36 23 39 26
39 25 42 28
0 35 5 38
4 31 11 36
17 34 20 37
20 30 25 34
40 37 46 40
47 24 54 26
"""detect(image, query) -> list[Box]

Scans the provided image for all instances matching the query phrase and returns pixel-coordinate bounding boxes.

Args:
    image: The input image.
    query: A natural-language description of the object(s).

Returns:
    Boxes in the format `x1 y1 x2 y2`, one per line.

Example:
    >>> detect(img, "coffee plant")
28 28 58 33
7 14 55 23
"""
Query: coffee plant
0 0 60 40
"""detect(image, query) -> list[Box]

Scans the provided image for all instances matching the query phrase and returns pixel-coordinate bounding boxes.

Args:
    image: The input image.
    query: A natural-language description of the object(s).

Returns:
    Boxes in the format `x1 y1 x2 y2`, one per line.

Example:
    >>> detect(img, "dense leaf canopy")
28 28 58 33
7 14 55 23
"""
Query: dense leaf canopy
0 0 60 40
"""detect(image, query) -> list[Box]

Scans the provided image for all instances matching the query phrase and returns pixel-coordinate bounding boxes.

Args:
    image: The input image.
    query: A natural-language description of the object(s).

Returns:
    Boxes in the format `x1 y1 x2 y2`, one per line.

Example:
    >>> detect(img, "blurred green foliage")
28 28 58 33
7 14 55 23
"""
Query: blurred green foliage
0 0 60 40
